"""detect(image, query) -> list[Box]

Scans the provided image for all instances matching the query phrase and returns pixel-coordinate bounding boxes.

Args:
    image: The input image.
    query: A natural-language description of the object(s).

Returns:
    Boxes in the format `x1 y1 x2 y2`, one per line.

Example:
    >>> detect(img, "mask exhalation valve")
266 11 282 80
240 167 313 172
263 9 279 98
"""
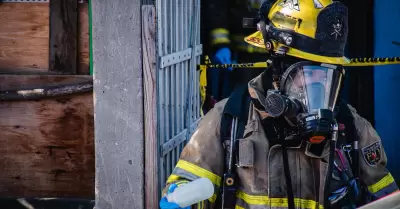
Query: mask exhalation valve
265 90 301 118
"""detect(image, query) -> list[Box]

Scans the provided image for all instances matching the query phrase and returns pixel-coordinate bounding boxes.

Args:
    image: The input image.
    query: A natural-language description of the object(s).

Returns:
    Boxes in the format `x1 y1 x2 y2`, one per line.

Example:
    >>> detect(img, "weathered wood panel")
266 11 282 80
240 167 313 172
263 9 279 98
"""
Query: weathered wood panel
0 75 91 90
0 3 49 72
0 75 94 198
78 4 90 75
92 0 144 208
142 5 158 209
0 3 89 74
49 0 78 74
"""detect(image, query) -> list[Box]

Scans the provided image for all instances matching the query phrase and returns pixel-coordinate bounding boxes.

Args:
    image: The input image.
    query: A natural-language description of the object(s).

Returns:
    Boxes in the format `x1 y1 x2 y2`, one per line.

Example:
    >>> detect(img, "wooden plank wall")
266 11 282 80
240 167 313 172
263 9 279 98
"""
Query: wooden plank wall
0 3 89 74
0 75 94 198
0 1 94 199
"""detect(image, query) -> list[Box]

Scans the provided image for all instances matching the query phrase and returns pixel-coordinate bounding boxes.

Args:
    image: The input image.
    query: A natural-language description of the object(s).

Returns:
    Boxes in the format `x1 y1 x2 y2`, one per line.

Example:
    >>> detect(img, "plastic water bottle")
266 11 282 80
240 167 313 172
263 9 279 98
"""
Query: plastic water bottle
166 178 214 208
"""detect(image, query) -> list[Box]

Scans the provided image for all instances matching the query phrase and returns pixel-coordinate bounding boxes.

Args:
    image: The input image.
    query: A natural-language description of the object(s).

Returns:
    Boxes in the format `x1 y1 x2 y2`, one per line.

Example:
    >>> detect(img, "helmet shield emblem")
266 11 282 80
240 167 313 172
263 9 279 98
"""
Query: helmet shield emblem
315 2 348 57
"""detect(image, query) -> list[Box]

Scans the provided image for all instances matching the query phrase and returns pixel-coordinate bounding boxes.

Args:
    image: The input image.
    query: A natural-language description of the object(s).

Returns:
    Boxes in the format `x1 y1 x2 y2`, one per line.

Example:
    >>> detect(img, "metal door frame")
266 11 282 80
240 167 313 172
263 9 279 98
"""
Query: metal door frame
155 0 202 194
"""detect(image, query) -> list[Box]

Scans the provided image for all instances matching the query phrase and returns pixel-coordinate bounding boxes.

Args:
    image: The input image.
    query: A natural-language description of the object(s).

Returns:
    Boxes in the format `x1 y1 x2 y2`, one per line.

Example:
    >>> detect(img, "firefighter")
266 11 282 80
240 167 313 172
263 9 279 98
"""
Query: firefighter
161 0 399 208
200 0 273 113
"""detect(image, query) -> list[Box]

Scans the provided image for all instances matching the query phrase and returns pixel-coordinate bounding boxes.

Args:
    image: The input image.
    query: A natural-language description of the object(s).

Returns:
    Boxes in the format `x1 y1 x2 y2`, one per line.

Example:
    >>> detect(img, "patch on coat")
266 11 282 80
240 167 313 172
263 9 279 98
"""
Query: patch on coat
361 141 382 166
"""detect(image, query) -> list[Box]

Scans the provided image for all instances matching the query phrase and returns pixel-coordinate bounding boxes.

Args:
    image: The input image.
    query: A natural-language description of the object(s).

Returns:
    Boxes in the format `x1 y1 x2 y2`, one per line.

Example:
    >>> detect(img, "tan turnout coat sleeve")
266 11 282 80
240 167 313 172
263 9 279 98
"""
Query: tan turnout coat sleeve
349 105 399 199
162 99 228 209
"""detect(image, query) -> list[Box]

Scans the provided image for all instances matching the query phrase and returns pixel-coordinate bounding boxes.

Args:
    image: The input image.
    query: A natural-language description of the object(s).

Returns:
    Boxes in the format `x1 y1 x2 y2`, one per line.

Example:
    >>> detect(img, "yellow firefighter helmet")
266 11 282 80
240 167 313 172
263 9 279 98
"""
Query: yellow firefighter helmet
245 0 350 65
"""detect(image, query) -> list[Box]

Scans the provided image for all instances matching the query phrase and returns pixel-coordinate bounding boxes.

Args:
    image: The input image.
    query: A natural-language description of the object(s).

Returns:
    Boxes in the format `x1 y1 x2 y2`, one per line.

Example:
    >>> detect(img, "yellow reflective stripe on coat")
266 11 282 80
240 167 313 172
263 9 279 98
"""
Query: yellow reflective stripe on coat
236 190 323 209
368 173 396 193
197 200 204 209
167 174 181 184
167 160 220 203
167 177 206 208
175 160 222 186
166 177 218 203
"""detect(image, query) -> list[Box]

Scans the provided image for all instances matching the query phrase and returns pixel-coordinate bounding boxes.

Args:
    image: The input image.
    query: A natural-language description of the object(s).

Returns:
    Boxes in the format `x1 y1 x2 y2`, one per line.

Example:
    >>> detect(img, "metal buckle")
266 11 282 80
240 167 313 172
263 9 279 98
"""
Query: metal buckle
275 46 289 56
342 144 353 164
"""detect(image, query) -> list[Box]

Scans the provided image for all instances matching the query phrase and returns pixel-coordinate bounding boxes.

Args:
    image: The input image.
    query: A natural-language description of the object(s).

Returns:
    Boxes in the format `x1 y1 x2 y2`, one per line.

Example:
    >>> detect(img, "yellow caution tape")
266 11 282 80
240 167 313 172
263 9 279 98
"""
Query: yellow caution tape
197 56 400 70
197 55 400 112
346 57 400 66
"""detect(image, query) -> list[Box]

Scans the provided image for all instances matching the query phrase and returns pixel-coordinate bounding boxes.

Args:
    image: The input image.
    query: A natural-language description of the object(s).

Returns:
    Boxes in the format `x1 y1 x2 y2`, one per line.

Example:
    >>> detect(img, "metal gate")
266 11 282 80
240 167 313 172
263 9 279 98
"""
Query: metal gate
155 0 202 192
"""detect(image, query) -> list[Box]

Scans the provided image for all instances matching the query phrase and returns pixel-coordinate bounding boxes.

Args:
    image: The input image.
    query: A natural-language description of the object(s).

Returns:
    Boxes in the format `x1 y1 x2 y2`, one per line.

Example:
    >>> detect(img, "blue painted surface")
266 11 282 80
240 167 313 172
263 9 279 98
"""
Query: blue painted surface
374 0 400 179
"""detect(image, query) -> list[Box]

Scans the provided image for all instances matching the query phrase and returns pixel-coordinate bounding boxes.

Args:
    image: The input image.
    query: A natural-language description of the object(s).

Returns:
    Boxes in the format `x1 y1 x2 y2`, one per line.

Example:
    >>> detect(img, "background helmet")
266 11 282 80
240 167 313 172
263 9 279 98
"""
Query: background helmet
245 0 350 65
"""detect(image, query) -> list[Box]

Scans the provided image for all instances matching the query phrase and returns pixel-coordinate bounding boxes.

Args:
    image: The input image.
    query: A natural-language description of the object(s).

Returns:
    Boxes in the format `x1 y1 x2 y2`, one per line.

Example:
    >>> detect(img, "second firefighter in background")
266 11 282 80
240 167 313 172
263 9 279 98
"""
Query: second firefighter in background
200 0 272 113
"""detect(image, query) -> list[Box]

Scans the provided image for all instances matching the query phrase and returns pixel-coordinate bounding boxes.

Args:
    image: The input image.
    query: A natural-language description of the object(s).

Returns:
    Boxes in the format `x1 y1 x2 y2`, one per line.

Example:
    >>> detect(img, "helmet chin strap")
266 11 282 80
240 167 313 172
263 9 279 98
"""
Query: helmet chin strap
266 46 290 90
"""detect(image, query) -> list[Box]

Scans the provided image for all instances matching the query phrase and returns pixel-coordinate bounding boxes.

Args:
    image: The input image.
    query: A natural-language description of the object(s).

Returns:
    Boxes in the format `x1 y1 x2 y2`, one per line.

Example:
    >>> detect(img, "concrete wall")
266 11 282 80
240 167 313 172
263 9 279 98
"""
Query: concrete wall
92 0 144 208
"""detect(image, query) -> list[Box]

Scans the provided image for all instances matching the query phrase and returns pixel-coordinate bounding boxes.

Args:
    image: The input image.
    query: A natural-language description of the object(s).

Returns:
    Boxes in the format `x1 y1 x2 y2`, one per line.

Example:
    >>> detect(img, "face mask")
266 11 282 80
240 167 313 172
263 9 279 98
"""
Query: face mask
264 61 345 154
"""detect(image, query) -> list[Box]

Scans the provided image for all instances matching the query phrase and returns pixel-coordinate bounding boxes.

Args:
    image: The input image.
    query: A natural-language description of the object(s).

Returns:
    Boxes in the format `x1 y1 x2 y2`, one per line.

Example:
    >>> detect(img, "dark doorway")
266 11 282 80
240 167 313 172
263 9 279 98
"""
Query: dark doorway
340 0 375 126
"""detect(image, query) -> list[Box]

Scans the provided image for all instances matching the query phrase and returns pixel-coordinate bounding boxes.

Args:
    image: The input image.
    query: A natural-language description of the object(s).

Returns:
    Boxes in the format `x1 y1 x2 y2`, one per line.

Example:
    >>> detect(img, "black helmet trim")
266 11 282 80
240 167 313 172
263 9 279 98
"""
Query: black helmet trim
280 61 345 88
266 24 342 57
264 2 348 58
259 0 278 22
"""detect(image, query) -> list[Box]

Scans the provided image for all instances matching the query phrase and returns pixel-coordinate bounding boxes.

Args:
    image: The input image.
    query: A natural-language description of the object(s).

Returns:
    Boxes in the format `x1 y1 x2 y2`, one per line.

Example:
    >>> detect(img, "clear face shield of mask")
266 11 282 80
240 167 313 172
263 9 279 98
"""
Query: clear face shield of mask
281 63 343 114
283 62 344 157
264 61 344 157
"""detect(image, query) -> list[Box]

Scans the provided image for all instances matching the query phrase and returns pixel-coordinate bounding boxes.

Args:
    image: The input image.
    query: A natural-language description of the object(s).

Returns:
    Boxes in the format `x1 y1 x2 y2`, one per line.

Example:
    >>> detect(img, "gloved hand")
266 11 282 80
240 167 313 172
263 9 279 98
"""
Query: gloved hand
212 47 233 71
159 184 191 209
328 179 359 209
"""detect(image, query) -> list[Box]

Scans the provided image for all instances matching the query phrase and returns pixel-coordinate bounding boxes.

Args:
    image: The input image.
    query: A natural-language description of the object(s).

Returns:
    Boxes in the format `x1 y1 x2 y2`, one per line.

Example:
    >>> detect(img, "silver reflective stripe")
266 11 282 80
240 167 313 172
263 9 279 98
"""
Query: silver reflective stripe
172 167 200 181
236 198 270 209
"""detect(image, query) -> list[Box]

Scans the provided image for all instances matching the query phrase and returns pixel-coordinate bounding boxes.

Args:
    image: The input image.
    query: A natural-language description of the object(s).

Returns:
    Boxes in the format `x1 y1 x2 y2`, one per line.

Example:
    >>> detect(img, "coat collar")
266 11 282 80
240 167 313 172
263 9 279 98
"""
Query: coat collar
248 72 272 119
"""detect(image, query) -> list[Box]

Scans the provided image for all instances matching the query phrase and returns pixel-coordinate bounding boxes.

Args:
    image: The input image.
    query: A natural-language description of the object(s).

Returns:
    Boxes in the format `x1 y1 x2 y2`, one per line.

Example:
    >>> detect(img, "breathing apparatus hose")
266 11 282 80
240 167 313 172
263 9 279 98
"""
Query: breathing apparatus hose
324 123 339 209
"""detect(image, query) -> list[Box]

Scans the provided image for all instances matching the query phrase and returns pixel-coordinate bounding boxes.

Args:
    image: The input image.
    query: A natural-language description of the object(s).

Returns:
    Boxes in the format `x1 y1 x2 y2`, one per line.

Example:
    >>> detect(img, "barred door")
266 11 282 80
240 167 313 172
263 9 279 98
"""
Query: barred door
155 0 202 193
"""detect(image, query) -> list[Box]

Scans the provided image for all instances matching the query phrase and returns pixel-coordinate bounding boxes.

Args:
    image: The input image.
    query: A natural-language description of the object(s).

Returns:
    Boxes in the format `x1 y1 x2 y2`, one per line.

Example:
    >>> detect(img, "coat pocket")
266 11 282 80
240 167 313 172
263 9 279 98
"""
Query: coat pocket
238 139 254 168
236 131 269 194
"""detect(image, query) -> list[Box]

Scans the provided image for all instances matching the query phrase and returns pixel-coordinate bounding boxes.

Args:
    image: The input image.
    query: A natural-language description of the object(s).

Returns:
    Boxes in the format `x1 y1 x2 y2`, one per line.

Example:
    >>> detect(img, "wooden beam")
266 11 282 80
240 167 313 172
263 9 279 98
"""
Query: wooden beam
49 0 78 74
142 5 159 209
0 197 94 209
92 0 144 209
